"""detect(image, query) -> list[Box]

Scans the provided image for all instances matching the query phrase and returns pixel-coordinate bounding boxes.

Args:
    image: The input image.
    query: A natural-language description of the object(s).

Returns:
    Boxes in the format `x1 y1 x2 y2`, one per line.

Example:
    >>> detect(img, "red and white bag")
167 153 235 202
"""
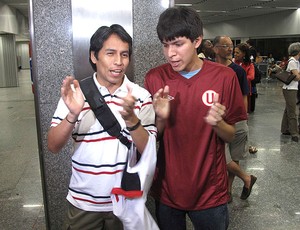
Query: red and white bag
111 135 159 230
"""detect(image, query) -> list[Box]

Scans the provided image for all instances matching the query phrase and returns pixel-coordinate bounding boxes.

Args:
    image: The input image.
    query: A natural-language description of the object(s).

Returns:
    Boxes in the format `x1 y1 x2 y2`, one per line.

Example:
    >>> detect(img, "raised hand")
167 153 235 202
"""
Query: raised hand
61 76 85 118
119 85 138 124
204 93 226 126
153 85 171 121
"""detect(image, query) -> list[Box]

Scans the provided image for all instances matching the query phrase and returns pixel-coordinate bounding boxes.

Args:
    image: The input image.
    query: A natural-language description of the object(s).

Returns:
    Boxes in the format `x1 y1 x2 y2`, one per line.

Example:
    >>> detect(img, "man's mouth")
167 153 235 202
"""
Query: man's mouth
170 60 180 67
110 69 123 74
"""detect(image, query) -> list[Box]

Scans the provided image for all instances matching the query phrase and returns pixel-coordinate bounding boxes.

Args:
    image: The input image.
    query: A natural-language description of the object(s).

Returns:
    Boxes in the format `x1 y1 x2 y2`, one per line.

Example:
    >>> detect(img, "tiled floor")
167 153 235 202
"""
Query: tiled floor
228 77 300 230
0 70 300 229
0 70 45 230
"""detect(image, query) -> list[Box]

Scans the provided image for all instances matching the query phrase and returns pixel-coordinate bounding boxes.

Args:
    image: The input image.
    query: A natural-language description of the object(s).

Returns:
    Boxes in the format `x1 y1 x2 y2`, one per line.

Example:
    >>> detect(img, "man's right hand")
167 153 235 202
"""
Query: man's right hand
61 76 85 120
153 85 171 121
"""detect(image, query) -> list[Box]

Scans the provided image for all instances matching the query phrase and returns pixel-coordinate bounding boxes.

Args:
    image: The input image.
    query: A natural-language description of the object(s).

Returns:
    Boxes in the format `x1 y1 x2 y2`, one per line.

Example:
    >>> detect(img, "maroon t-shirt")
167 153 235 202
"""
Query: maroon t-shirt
144 60 247 210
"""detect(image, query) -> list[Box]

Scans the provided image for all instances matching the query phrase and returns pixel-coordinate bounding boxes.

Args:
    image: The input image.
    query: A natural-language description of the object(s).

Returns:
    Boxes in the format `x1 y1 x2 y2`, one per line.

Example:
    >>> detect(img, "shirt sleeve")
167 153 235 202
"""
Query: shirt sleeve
223 74 248 125
287 59 299 72
132 83 157 137
247 64 255 81
50 98 70 127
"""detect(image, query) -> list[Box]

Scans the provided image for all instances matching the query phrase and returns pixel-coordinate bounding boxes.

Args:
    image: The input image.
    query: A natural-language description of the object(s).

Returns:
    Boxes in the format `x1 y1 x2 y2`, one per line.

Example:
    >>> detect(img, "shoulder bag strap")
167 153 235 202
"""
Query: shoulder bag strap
79 76 131 149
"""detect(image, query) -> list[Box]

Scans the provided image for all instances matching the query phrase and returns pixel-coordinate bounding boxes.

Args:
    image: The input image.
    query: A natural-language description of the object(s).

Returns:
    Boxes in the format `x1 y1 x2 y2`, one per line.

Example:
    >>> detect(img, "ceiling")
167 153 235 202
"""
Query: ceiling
1 0 300 25
1 0 28 18
174 0 300 24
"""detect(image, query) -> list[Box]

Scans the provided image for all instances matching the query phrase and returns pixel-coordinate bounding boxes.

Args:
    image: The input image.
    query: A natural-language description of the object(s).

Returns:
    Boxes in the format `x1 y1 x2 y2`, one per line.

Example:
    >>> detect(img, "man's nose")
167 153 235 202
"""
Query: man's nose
167 46 176 57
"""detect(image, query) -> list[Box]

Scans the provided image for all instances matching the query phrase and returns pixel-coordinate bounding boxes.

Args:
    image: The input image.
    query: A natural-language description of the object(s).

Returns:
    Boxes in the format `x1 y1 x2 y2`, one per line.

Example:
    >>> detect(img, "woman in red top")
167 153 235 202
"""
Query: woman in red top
234 43 257 154
233 43 255 113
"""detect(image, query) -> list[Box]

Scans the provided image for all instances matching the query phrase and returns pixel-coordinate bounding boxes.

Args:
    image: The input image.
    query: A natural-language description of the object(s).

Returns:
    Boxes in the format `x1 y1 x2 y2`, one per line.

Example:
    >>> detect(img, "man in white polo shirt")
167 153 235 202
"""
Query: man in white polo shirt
47 24 157 229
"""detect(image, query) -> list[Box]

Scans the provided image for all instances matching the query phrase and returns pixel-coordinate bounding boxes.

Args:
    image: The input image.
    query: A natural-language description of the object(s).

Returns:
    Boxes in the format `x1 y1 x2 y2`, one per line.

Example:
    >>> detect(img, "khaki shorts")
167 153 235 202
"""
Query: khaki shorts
225 120 249 164
63 202 123 230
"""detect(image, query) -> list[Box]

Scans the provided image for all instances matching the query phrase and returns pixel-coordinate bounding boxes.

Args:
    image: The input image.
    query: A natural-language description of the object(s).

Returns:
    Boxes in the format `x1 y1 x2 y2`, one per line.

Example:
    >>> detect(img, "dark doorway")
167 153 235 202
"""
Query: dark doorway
252 37 300 61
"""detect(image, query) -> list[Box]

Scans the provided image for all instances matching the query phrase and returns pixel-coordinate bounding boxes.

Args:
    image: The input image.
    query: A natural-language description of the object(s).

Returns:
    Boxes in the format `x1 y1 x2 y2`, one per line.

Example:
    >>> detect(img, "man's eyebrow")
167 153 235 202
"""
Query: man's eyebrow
105 48 116 52
104 48 129 53
162 39 182 45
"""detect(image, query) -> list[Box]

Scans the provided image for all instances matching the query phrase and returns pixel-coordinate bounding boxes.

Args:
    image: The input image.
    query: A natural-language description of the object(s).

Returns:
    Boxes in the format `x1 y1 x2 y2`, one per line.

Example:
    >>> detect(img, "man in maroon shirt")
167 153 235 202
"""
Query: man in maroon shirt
144 7 247 230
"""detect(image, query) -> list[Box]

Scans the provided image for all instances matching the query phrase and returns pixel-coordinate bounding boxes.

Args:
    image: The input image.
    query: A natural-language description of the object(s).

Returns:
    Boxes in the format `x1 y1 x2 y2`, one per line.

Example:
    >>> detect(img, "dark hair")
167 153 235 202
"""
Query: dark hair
197 39 212 54
89 24 132 71
156 7 203 43
212 36 222 46
236 43 251 64
246 39 254 46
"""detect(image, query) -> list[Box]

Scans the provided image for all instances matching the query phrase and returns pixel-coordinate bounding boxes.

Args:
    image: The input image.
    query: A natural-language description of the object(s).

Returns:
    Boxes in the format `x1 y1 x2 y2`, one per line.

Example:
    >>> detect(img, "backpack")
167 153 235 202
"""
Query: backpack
252 64 262 84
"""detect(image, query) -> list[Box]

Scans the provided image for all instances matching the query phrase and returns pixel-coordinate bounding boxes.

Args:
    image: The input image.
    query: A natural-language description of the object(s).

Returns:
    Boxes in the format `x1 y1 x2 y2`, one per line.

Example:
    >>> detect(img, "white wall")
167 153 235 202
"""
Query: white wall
0 34 18 87
203 9 300 40
16 42 30 69
0 2 19 34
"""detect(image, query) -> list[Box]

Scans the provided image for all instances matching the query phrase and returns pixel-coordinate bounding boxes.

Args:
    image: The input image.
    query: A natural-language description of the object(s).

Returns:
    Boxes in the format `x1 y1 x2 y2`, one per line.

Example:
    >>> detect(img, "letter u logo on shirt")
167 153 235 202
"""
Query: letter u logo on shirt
202 90 217 106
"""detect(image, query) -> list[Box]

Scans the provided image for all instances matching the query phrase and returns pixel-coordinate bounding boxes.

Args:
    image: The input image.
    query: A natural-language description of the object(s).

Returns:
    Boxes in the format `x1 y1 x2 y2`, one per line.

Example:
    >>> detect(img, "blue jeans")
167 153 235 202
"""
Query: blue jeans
155 201 229 230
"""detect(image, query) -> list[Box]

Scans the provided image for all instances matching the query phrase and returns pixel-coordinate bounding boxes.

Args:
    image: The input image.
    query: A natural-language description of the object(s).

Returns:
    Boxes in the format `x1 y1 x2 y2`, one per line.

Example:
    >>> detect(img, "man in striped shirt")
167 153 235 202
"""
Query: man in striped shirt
48 24 157 229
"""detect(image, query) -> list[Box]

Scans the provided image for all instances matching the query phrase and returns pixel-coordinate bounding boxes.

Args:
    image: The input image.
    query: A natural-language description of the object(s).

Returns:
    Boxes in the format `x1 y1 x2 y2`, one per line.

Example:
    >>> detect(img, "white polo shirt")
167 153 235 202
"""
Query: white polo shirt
50 74 157 212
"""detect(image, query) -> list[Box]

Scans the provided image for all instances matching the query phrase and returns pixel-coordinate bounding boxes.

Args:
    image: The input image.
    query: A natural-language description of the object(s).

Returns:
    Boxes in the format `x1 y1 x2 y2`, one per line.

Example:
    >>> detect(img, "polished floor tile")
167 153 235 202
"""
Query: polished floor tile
0 70 45 230
0 71 299 229
228 78 300 230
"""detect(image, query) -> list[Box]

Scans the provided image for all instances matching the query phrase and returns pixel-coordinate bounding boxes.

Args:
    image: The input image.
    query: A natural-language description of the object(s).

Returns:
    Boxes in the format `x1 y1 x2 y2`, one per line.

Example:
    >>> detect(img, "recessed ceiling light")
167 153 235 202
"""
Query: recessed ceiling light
175 4 193 7
197 10 228 13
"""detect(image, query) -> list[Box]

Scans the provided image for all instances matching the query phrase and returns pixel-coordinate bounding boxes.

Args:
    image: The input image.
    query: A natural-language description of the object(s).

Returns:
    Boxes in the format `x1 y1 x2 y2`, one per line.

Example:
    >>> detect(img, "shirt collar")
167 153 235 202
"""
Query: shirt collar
92 72 130 95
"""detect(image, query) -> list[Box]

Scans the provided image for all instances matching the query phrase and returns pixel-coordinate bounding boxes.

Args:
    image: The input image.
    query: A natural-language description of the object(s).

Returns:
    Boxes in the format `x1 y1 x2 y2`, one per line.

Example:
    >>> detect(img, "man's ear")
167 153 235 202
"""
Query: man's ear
90 51 97 63
213 46 218 54
195 36 203 49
